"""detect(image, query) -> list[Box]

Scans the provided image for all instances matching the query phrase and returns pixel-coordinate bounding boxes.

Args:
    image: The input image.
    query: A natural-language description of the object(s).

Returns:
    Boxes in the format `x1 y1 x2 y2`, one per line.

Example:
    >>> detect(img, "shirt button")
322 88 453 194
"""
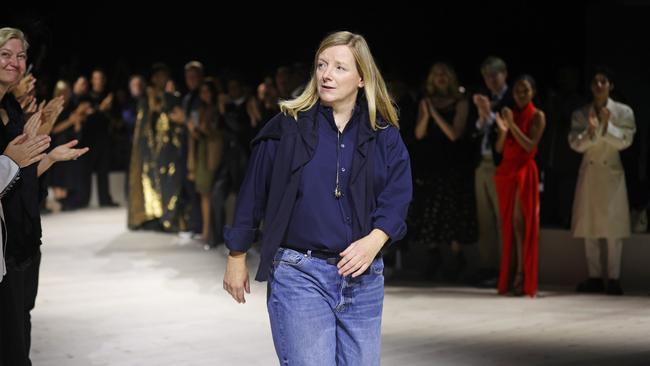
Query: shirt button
341 167 346 172
340 143 345 148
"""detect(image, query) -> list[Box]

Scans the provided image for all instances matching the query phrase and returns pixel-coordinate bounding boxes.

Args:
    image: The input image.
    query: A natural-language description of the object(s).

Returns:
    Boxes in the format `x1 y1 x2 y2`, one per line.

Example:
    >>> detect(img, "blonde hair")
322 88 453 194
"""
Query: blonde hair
425 62 461 99
0 27 29 50
279 31 398 129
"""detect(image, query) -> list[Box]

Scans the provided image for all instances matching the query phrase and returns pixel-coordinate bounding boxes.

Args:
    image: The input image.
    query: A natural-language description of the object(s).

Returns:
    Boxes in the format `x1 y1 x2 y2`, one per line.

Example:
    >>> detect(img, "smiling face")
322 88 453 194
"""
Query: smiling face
513 78 535 108
0 38 27 88
316 45 364 108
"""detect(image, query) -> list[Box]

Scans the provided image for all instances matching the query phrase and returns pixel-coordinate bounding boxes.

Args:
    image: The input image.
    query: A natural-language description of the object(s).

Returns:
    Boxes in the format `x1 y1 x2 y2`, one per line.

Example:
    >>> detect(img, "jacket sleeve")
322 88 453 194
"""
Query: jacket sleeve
601 105 635 151
0 155 20 199
223 138 278 252
568 109 599 153
371 128 413 242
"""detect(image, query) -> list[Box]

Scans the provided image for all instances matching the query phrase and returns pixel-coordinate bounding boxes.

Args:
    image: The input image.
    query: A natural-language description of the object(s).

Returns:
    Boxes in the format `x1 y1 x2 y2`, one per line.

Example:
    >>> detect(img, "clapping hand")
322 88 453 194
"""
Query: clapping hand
12 74 36 100
495 107 511 133
3 133 51 168
99 93 113 112
38 96 66 135
23 110 44 138
48 139 89 162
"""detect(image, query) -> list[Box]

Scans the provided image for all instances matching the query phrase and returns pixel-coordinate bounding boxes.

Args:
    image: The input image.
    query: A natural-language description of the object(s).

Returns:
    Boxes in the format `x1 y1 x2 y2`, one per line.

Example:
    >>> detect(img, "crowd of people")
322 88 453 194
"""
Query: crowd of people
0 25 647 365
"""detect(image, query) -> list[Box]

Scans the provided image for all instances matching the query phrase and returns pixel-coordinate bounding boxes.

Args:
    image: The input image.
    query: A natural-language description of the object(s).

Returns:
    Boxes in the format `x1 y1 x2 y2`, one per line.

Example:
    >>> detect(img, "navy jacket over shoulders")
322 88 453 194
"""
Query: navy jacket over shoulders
224 101 412 281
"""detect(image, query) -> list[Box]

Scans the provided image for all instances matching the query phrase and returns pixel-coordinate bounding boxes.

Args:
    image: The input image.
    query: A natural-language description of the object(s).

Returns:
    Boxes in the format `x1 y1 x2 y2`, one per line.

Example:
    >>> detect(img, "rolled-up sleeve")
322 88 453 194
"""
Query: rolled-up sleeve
224 139 278 252
372 128 412 242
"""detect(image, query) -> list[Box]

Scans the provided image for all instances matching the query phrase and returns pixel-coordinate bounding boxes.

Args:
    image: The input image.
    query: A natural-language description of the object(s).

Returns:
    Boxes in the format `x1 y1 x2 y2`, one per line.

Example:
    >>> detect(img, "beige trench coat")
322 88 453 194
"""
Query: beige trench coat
568 98 635 239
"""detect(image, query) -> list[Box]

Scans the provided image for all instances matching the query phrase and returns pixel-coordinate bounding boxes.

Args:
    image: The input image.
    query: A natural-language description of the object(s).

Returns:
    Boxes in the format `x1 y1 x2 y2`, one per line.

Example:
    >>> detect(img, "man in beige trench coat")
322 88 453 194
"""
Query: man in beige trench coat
568 68 635 295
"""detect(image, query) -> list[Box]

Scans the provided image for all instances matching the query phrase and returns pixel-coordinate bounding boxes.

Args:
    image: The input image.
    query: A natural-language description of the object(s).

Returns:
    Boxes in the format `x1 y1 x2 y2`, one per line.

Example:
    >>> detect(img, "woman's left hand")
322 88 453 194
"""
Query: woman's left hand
338 229 388 277
48 139 90 162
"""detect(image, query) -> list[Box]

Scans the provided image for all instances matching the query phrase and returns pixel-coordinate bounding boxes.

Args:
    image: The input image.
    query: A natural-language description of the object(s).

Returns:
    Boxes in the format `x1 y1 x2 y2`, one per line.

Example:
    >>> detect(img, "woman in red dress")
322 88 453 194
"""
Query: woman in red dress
494 75 546 297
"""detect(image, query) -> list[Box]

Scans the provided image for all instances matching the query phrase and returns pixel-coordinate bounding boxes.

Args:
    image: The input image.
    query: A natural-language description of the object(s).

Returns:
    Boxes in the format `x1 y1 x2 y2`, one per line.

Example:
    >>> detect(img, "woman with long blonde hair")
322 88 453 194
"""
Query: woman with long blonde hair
413 62 477 281
222 31 412 365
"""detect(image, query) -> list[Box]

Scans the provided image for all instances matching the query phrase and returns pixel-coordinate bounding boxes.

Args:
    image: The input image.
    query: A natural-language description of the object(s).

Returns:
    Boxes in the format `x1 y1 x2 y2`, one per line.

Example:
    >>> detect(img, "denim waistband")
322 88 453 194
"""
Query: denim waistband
281 245 340 265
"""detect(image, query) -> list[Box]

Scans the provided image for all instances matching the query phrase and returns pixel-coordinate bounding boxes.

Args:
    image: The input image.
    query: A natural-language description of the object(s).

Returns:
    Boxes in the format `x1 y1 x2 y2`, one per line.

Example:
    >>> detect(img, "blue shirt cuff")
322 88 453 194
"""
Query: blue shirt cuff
224 226 258 252
373 219 406 244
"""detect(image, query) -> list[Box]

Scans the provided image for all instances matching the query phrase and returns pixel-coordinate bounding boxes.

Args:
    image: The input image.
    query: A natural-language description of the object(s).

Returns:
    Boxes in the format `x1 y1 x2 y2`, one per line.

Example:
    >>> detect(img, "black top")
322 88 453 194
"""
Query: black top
0 93 47 267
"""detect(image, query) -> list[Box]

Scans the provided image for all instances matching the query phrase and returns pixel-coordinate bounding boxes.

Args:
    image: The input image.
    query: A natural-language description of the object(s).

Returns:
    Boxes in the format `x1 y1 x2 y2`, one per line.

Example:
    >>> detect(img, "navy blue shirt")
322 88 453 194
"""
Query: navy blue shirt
224 100 412 281
285 104 359 253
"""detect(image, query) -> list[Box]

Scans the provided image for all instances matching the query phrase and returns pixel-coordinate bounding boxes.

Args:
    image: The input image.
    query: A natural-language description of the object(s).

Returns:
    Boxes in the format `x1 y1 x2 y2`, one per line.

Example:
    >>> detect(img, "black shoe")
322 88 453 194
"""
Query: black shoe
476 277 497 289
606 279 624 295
576 277 604 293
469 269 498 288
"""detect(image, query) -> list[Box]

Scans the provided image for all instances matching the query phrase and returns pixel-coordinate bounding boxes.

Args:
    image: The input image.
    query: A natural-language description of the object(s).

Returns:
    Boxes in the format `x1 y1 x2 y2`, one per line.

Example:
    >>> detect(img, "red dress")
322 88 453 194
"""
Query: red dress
494 102 540 297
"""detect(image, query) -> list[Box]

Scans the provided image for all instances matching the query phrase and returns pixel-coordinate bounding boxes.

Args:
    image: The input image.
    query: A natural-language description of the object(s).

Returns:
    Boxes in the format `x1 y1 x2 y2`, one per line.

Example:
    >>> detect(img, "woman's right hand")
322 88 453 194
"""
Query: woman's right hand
223 252 250 304
3 133 51 168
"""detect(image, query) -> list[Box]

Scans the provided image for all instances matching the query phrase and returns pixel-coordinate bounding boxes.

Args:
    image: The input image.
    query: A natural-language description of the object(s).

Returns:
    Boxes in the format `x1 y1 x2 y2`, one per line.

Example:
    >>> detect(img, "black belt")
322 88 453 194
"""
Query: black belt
281 245 382 266
281 246 340 265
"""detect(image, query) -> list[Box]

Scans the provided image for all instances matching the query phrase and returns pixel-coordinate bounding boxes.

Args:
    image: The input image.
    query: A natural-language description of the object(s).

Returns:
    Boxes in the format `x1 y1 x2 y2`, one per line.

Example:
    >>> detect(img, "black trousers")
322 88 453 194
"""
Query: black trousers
0 251 41 366
79 140 113 206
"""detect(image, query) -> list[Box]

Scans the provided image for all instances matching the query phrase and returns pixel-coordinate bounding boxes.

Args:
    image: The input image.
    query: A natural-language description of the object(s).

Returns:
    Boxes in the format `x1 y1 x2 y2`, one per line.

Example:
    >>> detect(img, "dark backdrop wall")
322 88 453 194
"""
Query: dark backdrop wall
3 1 650 209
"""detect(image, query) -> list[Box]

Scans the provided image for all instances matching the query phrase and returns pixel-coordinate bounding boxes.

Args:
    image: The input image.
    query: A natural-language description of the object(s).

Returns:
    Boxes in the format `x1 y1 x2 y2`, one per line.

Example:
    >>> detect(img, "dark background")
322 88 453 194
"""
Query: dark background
3 1 650 213
4 1 648 90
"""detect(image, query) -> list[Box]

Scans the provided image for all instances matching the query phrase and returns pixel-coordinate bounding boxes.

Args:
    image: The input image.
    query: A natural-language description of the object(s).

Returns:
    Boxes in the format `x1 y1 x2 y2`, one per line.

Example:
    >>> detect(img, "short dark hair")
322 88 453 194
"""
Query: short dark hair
481 56 507 74
151 62 171 76
589 65 615 85
514 74 537 94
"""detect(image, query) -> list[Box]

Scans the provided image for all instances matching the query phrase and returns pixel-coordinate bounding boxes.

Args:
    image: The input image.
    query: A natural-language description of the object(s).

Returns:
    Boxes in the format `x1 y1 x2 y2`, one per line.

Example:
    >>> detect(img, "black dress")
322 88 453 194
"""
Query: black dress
411 99 478 245
0 93 46 366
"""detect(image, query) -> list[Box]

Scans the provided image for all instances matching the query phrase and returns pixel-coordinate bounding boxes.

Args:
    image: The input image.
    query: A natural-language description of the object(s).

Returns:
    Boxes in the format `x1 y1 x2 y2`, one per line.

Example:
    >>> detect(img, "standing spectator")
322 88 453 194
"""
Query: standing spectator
494 75 545 297
471 56 514 287
569 68 636 295
413 62 477 281
79 68 117 207
0 27 88 366
181 61 204 237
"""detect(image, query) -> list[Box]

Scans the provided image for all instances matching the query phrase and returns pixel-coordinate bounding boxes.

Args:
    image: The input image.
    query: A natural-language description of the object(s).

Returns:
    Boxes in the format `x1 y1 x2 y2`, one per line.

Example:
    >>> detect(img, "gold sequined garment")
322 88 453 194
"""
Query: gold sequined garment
127 93 186 231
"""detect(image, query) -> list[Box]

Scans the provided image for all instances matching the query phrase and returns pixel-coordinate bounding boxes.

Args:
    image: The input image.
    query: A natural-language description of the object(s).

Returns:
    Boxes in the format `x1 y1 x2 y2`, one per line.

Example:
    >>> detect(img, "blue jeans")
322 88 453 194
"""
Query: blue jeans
267 248 384 366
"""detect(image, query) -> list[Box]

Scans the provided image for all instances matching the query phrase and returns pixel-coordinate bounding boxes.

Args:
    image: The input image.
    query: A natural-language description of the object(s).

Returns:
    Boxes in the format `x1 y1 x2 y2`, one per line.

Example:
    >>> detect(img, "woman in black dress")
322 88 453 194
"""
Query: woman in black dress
413 62 478 280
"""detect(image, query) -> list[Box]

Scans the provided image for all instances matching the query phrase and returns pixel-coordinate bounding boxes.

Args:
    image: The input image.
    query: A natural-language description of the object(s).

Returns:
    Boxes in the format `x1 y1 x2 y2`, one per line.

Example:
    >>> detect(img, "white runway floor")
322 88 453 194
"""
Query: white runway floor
31 208 650 365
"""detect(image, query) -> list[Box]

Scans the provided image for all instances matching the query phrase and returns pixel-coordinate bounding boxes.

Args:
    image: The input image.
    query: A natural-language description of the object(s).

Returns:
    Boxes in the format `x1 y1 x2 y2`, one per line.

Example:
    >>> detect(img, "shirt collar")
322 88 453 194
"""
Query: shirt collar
318 99 361 133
